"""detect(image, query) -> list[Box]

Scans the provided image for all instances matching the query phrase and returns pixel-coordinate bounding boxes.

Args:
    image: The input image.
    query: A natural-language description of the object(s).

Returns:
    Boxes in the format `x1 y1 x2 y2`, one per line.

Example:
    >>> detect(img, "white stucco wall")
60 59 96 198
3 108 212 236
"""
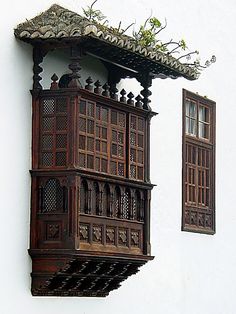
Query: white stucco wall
1 1 236 314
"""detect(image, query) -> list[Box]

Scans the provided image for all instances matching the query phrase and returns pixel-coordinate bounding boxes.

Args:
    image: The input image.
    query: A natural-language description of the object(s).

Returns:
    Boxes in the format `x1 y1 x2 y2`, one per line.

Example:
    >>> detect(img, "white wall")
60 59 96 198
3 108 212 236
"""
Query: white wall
1 1 236 314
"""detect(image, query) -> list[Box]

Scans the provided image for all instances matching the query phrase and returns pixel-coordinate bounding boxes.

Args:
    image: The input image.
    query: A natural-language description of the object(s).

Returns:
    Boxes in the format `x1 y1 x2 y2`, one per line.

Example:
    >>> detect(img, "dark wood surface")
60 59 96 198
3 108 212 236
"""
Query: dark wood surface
30 72 155 296
182 89 216 234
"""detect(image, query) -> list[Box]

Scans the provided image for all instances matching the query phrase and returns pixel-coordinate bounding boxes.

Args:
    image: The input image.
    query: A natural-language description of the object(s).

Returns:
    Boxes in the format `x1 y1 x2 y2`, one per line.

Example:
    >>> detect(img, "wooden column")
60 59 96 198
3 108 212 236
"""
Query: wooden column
68 46 83 88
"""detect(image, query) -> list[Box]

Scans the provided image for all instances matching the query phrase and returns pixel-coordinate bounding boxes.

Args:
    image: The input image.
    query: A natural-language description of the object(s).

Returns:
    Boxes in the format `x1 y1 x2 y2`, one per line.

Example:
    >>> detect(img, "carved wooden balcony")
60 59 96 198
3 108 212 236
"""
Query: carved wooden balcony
29 81 155 296
14 3 197 297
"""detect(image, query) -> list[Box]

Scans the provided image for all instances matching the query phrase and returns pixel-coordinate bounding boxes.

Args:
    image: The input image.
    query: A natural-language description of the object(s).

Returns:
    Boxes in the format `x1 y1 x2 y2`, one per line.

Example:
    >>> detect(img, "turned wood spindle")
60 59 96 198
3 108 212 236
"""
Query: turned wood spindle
110 85 118 101
85 76 93 91
135 95 143 108
102 83 110 97
68 47 82 88
94 80 102 94
50 73 59 90
127 92 135 106
120 89 127 103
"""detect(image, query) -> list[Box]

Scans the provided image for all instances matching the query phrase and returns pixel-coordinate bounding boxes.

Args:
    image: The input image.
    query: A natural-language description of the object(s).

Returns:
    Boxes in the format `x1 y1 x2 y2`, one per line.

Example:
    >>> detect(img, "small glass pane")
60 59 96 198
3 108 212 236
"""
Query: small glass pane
118 113 125 127
131 116 136 130
112 143 117 156
130 165 136 179
189 101 196 118
87 155 94 169
87 137 94 152
199 105 209 122
102 127 107 139
138 118 144 131
79 135 86 150
118 163 124 176
79 100 86 115
102 141 107 153
101 159 108 173
130 149 136 162
118 132 124 144
130 132 136 146
87 102 95 117
112 130 117 142
101 108 108 122
87 120 94 134
189 119 197 136
95 157 100 171
185 100 190 116
138 150 143 164
118 145 123 158
111 111 117 125
199 122 209 139
79 153 86 168
79 118 86 132
96 140 100 152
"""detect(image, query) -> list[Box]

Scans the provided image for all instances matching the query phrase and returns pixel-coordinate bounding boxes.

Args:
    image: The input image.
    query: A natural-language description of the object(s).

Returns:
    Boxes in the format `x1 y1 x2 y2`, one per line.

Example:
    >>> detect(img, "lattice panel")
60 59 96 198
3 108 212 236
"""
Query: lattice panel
185 143 211 208
184 142 213 231
56 134 67 149
56 98 67 113
79 178 145 223
78 99 126 176
129 115 145 181
56 152 67 166
43 99 55 115
80 181 87 213
122 191 130 219
43 179 64 213
42 135 53 150
41 152 53 167
40 97 68 168
42 117 54 131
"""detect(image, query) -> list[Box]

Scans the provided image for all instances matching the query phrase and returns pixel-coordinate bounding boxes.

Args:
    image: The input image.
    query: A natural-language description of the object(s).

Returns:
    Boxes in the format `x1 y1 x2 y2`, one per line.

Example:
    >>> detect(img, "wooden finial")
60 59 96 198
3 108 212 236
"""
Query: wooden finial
120 89 127 103
50 73 59 90
85 76 93 91
110 85 118 101
94 80 102 94
102 83 110 97
68 47 82 88
135 95 143 108
127 92 135 106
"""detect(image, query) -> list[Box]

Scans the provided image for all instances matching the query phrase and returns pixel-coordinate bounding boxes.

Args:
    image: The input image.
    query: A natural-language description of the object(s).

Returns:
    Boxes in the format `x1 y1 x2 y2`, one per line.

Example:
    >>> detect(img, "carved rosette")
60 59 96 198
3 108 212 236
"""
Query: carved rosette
93 225 102 243
106 227 115 245
118 229 128 246
131 231 140 247
79 224 89 242
46 222 61 241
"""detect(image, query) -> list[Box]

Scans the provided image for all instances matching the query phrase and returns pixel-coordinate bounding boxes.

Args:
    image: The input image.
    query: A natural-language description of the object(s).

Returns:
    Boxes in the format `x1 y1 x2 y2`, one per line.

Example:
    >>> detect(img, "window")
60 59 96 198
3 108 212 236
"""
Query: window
78 98 145 180
182 89 216 234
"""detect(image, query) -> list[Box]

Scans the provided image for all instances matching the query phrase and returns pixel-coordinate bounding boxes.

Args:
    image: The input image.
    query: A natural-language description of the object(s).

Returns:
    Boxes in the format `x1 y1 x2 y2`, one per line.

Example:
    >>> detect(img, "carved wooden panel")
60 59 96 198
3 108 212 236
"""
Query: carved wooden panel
39 96 69 168
78 98 126 177
30 87 154 297
129 115 145 180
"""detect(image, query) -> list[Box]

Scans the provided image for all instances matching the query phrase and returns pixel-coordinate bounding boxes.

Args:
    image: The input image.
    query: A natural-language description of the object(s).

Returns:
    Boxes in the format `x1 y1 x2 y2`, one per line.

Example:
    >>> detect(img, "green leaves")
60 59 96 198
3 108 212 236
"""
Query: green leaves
149 17 162 28
179 39 187 50
82 0 107 23
80 1 216 72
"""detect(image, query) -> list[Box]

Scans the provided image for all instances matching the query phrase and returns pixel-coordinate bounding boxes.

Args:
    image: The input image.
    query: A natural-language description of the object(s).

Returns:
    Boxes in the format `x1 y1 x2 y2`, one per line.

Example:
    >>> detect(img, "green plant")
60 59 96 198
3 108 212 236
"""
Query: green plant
81 1 216 71
82 0 108 24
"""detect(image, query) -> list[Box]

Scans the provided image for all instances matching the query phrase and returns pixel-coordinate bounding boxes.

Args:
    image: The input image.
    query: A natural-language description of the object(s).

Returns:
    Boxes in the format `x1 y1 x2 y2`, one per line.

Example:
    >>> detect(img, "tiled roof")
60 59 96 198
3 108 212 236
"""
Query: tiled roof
14 4 199 80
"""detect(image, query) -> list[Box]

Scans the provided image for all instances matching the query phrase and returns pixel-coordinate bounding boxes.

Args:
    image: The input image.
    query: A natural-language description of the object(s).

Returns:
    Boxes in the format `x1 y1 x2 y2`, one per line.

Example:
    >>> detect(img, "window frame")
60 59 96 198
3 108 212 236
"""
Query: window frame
182 89 216 234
